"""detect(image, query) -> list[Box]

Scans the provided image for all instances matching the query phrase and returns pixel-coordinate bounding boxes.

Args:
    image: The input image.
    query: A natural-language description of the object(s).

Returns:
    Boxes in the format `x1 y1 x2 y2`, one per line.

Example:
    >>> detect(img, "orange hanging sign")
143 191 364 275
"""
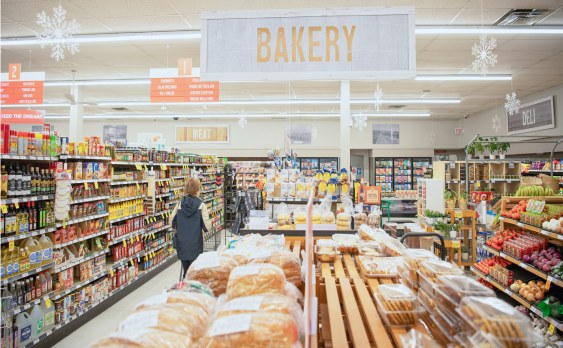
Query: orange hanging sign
1 70 45 105
149 68 219 103
1 109 45 125
8 64 21 80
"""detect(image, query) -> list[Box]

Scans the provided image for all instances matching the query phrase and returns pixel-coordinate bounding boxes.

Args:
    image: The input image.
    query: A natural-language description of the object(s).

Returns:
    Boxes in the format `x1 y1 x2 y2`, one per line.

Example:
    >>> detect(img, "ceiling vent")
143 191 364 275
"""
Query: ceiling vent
389 105 406 109
111 107 129 111
496 9 550 26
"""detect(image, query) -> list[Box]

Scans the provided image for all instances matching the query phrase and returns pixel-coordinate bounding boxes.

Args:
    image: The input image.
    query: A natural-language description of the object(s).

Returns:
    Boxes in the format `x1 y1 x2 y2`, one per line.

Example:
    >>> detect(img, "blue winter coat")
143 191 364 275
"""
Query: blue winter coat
171 196 208 261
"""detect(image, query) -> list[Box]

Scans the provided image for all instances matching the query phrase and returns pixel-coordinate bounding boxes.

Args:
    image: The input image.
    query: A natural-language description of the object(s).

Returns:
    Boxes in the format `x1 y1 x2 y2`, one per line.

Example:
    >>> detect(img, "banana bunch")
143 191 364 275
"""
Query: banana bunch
514 185 555 197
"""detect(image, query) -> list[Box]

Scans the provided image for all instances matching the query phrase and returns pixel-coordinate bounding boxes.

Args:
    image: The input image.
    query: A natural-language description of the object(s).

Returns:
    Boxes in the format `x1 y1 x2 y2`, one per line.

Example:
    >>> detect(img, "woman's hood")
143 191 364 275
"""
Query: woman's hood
180 196 201 217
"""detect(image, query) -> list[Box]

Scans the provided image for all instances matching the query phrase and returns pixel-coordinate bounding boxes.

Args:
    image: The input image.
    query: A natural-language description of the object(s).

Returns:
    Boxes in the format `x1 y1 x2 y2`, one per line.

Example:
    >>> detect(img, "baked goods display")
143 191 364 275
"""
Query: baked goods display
186 252 240 296
332 233 359 253
294 210 307 224
404 248 438 270
380 237 407 257
90 329 195 348
358 224 386 241
353 212 368 228
375 284 421 327
249 250 302 285
417 259 463 295
336 212 351 230
399 329 440 348
321 211 336 224
200 312 300 348
134 291 216 314
458 297 534 348
436 275 495 307
358 256 404 278
312 210 321 224
314 244 340 262
226 264 286 300
358 241 385 257
277 213 292 230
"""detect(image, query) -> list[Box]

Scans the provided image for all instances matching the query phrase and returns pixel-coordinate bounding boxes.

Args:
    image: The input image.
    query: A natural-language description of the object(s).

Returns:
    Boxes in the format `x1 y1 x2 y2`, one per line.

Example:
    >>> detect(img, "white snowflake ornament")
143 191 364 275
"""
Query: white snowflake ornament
373 84 383 111
471 34 497 76
238 116 247 128
492 114 501 133
36 4 80 62
311 126 318 140
352 113 367 131
504 92 521 116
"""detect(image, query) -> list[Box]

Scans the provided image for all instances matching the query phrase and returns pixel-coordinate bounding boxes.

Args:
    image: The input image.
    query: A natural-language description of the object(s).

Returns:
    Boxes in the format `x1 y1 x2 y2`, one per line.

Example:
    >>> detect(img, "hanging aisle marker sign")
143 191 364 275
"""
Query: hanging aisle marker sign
150 59 219 103
200 7 416 81
1 67 45 105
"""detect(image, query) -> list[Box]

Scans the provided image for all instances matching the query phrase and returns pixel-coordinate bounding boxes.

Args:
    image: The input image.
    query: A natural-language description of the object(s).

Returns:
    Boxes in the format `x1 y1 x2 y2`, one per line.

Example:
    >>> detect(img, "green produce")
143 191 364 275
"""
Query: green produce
550 261 563 279
538 296 563 320
515 185 554 197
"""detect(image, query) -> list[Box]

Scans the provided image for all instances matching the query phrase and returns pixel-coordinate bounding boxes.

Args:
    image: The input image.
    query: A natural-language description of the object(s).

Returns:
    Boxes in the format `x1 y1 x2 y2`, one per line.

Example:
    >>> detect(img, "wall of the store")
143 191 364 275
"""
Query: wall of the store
457 84 563 155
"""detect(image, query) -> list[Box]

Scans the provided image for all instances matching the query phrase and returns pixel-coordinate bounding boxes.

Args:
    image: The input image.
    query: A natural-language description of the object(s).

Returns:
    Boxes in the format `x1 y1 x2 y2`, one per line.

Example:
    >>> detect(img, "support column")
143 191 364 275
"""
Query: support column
340 80 351 170
68 85 83 142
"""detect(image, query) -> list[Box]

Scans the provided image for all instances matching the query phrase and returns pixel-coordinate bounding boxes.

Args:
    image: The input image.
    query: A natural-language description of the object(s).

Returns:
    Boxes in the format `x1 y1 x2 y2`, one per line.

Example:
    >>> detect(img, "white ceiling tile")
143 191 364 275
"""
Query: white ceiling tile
98 15 189 32
1 1 92 22
415 8 460 25
538 8 563 25
71 0 177 18
1 22 37 37
450 8 511 25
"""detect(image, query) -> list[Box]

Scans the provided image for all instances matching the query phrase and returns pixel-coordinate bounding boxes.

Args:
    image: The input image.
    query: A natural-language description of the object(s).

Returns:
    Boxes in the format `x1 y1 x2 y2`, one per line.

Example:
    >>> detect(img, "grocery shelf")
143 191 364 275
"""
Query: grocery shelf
70 178 112 184
500 217 563 241
111 161 145 166
53 248 110 273
71 195 111 204
108 212 145 224
7 292 54 317
108 240 173 270
1 227 58 244
524 170 563 175
25 254 175 348
171 175 190 179
0 194 55 205
107 228 153 247
155 178 170 182
154 192 171 199
0 262 55 286
0 154 57 161
60 155 112 161
472 266 563 332
56 213 109 228
201 187 220 194
147 209 171 218
110 179 148 186
53 230 109 249
108 195 146 204
51 271 109 302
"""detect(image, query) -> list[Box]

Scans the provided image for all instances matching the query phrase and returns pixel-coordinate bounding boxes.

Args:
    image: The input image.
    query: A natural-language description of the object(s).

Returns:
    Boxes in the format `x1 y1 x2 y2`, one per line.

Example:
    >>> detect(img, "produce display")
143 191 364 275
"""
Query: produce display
473 256 511 275
524 247 561 273
515 185 556 197
501 199 527 220
509 280 547 303
543 217 563 233
485 228 520 251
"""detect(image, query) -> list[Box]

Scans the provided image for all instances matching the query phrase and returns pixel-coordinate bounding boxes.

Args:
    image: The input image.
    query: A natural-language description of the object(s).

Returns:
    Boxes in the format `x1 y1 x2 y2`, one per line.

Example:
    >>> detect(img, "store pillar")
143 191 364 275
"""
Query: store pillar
340 80 351 170
68 84 84 142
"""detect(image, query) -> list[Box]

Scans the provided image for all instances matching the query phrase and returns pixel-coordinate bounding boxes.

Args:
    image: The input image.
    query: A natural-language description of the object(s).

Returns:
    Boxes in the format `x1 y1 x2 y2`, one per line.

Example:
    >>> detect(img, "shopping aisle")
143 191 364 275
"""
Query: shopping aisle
54 259 182 347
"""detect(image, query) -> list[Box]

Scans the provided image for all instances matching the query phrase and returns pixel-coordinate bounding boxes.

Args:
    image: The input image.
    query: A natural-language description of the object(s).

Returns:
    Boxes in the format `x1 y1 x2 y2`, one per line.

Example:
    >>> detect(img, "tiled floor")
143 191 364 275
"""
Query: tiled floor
54 259 182 347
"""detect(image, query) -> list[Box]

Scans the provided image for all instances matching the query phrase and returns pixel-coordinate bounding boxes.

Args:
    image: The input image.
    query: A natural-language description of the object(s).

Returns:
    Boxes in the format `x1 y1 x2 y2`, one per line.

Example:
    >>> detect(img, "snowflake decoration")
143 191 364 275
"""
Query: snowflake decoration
238 116 247 128
373 84 383 111
36 4 81 62
352 113 367 131
429 130 437 144
471 34 497 76
504 91 521 116
492 114 501 133
311 126 318 140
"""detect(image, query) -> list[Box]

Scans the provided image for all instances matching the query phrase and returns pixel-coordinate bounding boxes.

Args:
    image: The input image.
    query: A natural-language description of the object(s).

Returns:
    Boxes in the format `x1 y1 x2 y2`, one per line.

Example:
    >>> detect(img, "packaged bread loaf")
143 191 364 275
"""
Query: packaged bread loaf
200 312 299 348
358 224 380 241
367 207 382 228
249 250 302 285
134 291 216 314
336 212 351 230
91 328 194 348
294 210 306 224
119 304 208 340
375 284 420 327
169 280 214 296
220 248 250 265
226 264 286 300
186 252 239 296
332 233 359 253
321 211 335 224
285 282 304 306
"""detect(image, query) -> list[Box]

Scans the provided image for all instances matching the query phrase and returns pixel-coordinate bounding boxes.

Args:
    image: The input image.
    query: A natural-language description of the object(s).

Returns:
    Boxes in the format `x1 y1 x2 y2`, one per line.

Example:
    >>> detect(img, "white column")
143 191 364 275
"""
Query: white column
340 80 351 170
68 85 83 141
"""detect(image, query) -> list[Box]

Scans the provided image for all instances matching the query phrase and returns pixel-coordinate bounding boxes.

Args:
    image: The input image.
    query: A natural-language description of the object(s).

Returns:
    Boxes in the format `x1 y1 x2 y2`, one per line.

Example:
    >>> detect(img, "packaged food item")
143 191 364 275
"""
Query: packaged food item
277 203 292 229
294 209 306 225
314 244 340 262
336 212 351 230
403 249 438 270
312 206 321 224
332 234 359 253
249 250 302 285
284 282 304 306
91 329 194 348
226 264 286 300
457 296 535 348
436 275 495 306
321 211 336 224
375 284 421 327
353 204 367 228
358 241 385 257
358 224 383 241
417 288 436 312
367 207 382 228
169 280 214 296
200 312 299 348
358 256 404 277
400 329 440 348
185 252 239 296
134 291 216 314
417 260 463 295
380 237 407 257
220 249 250 265
119 304 208 340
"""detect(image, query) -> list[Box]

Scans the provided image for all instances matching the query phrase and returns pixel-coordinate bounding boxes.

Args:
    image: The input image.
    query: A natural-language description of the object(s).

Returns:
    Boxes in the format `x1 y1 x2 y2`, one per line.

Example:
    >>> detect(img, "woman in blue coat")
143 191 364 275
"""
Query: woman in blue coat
170 177 212 278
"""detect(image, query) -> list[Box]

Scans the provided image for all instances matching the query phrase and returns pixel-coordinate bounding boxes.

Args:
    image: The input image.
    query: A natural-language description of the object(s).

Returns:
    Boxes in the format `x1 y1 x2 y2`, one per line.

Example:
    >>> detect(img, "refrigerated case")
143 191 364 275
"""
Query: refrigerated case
373 157 432 192
300 157 339 175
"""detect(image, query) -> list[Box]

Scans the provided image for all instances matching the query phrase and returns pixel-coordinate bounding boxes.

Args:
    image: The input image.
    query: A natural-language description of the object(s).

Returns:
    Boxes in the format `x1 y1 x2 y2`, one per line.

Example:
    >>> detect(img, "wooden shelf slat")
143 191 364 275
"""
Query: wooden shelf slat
325 277 349 348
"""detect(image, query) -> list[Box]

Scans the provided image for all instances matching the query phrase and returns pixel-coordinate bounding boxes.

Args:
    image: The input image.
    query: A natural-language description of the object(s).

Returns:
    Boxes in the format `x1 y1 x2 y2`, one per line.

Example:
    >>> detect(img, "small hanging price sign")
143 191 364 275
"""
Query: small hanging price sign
14 202 19 209
45 299 52 308
8 240 15 251
130 236 134 244
136 235 140 242
109 269 114 277
129 260 134 267
548 324 556 335
84 182 88 189
135 164 142 170
122 240 127 247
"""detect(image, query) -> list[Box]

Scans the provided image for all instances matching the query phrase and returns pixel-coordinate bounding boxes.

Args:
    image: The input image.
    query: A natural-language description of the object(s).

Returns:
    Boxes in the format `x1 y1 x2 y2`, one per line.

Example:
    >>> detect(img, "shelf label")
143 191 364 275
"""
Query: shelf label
504 288 511 295
135 164 142 170
8 240 15 251
517 222 524 227
548 324 556 335
94 181 99 189
45 299 52 308
451 240 461 249
1 205 7 214
520 263 529 270
14 202 19 209
122 240 127 247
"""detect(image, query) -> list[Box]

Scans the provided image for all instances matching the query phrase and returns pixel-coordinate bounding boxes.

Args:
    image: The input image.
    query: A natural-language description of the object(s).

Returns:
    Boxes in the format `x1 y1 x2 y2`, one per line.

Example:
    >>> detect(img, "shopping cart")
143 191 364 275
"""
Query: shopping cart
400 232 446 260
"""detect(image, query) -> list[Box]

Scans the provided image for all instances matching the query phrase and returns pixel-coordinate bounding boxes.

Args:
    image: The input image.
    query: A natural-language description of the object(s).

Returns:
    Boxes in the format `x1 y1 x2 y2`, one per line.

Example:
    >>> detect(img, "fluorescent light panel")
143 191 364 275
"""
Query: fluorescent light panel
416 26 563 35
415 74 511 81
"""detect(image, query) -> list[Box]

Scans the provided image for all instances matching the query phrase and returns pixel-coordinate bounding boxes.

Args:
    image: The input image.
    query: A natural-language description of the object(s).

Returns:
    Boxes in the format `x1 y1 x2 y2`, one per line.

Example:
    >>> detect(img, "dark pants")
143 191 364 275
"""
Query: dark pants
181 260 192 279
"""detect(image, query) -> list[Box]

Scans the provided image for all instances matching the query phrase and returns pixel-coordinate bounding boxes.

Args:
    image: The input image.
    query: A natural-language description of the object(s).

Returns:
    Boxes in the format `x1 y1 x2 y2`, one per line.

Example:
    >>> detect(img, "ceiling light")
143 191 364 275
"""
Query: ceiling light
416 74 511 81
416 26 563 35
363 112 430 117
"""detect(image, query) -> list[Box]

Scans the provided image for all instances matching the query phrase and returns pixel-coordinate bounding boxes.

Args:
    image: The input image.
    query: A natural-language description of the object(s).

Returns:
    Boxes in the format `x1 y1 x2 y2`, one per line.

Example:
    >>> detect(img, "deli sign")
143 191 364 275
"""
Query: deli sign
200 8 416 81
507 96 555 135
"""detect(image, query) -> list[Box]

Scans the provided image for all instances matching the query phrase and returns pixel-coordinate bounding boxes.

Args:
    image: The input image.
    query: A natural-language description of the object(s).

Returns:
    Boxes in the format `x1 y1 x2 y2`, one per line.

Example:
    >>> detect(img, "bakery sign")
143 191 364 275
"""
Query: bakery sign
507 96 555 135
175 125 229 143
200 8 416 81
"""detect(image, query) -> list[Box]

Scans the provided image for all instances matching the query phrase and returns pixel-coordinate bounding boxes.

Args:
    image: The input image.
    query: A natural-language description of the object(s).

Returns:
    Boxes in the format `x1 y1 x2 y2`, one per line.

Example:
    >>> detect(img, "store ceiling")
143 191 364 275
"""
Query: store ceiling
1 0 563 120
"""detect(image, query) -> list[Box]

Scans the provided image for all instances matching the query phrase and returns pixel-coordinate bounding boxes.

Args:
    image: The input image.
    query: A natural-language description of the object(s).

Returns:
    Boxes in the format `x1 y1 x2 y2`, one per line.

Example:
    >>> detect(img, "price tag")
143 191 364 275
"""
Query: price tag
84 182 88 189
135 164 142 170
136 235 140 242
504 288 511 295
8 240 15 251
45 299 52 308
151 233 155 239
129 260 134 267
109 269 114 277
545 278 552 291
158 197 162 202
451 240 461 249
144 255 149 262
122 240 127 247
14 201 19 209
1 205 7 214
143 164 148 171
517 222 524 227
130 236 134 244
135 182 140 190
509 162 515 169
520 263 528 270
63 219 67 229
475 181 481 188
94 181 99 189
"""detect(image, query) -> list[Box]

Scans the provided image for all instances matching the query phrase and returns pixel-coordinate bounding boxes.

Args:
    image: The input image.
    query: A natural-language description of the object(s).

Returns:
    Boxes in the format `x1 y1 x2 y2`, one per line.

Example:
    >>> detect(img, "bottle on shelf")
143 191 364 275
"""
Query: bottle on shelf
1 164 7 198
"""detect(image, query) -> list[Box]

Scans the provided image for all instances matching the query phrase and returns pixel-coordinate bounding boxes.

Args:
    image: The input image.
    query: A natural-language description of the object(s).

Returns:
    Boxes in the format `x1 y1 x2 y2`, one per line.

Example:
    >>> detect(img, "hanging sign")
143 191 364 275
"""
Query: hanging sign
201 7 416 81
175 125 229 143
1 109 45 124
1 68 45 105
150 61 219 103
363 186 381 205
507 96 555 135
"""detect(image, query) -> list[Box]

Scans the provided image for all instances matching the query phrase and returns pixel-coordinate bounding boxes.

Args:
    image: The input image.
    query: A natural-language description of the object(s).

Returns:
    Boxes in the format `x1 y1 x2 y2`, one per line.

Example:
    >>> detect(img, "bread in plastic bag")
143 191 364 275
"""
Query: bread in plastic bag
285 282 304 306
134 291 216 314
226 263 286 299
294 209 307 224
312 206 321 224
119 304 208 340
91 328 194 348
367 206 382 228
220 248 250 265
277 203 291 228
399 329 440 348
200 312 300 348
358 256 404 277
249 250 302 285
321 211 336 224
332 233 359 253
357 224 386 241
186 252 239 296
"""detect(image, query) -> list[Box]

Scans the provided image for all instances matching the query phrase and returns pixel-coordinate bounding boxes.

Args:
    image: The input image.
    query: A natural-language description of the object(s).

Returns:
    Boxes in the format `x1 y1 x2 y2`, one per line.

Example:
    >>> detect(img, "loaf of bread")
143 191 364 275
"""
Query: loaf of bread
336 212 351 230
91 328 194 348
226 264 286 300
200 312 299 348
169 280 215 296
321 211 335 224
358 224 377 241
353 213 368 227
250 250 301 286
119 304 209 341
285 282 304 306
367 212 381 228
220 249 250 265
185 252 239 296
134 291 216 314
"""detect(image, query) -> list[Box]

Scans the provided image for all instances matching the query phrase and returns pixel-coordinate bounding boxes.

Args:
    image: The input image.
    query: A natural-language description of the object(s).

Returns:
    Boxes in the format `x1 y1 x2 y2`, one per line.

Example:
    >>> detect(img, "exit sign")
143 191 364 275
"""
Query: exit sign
454 128 464 135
